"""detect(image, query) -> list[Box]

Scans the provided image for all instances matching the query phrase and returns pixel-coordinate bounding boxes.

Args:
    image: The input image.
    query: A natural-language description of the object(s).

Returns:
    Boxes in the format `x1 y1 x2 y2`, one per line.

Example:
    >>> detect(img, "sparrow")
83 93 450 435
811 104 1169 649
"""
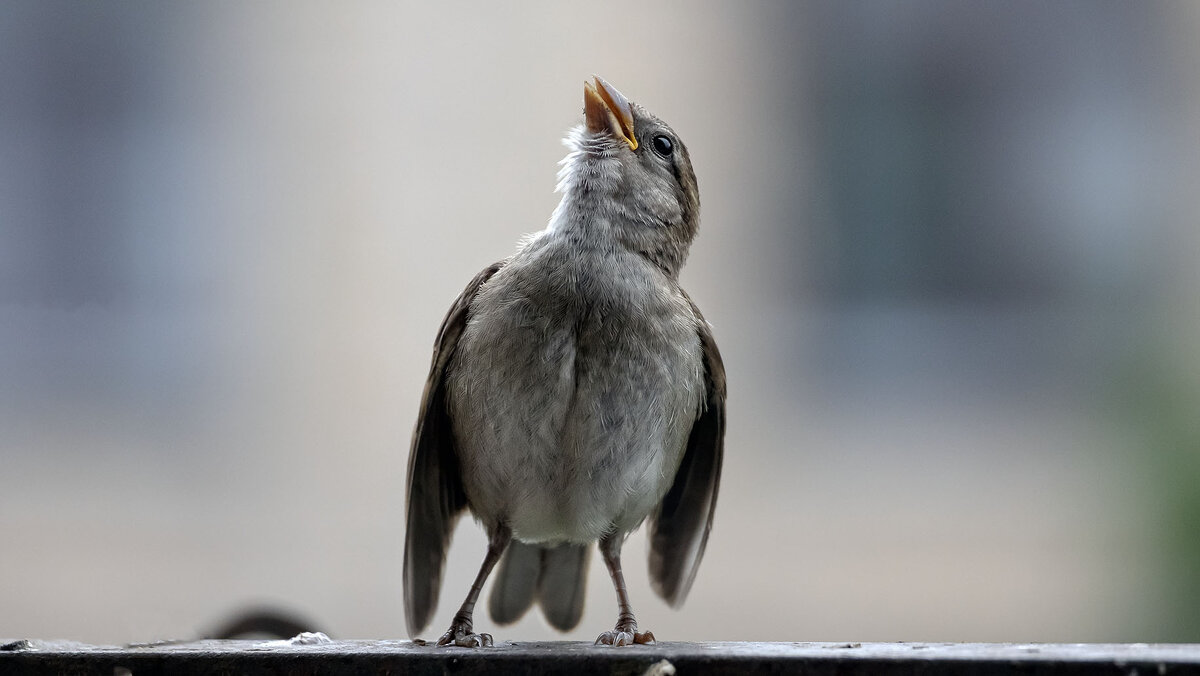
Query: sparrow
403 76 725 648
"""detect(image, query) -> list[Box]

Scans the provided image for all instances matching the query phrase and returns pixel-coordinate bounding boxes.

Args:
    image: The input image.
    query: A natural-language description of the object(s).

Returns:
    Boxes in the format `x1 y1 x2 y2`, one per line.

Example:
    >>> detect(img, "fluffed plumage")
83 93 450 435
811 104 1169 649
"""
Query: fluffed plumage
402 76 725 647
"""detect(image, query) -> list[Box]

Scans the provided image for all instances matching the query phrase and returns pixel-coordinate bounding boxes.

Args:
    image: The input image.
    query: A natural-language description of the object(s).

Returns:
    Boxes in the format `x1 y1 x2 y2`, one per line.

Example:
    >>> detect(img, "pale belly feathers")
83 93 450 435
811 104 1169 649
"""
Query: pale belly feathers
444 236 704 544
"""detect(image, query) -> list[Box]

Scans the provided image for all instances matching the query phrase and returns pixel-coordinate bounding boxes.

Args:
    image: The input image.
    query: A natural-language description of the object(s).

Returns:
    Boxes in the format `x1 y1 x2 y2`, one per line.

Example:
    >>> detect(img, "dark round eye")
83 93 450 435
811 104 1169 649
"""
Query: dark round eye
651 135 673 157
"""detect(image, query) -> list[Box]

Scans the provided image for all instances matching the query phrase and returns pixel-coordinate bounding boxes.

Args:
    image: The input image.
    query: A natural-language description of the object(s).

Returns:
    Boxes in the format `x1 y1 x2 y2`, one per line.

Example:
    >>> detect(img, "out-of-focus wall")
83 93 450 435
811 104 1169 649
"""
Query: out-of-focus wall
1 1 1198 643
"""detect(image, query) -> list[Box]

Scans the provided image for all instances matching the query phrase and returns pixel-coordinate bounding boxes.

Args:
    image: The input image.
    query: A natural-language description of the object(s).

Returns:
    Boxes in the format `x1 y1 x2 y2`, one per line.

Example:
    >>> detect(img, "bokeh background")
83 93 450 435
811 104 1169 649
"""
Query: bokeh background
3 1 1199 644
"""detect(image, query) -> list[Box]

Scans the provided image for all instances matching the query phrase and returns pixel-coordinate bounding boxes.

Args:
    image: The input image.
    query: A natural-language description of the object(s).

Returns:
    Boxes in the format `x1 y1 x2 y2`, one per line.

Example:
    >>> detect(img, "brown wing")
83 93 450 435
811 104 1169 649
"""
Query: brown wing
647 292 726 607
403 262 503 637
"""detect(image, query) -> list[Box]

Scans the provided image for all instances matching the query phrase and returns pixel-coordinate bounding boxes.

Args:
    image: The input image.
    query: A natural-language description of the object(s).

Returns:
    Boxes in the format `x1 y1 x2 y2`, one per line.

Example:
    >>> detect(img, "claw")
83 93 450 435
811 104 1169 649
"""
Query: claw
595 628 655 646
436 624 494 648
595 630 631 646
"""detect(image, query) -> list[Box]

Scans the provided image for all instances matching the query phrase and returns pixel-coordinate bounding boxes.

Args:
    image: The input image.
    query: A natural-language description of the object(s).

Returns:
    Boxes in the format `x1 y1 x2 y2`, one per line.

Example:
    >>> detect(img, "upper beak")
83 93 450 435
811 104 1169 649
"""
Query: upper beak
584 76 638 150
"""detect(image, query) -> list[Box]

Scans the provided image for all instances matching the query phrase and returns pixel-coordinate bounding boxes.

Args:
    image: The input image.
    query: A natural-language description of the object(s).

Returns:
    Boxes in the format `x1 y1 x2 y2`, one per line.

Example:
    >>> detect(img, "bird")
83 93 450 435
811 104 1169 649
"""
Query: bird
403 76 725 648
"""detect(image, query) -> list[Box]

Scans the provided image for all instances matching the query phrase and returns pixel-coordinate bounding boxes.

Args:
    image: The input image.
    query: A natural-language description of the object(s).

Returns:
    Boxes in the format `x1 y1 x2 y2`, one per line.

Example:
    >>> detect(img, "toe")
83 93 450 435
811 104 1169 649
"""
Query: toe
594 630 634 646
436 625 495 648
452 633 494 648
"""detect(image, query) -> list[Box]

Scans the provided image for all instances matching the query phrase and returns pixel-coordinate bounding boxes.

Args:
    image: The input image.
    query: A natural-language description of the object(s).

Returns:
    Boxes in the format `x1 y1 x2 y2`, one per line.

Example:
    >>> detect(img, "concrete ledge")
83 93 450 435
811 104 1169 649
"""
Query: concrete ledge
3 638 1200 675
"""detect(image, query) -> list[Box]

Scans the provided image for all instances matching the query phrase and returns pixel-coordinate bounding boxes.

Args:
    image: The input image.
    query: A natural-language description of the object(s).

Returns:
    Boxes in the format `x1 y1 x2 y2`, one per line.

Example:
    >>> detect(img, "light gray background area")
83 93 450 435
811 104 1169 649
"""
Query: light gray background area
3 2 1199 644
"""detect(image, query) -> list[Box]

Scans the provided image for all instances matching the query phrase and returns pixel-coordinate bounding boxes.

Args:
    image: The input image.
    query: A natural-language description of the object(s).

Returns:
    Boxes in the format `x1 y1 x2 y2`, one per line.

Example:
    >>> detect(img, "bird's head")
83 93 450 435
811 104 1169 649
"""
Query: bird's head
551 76 700 278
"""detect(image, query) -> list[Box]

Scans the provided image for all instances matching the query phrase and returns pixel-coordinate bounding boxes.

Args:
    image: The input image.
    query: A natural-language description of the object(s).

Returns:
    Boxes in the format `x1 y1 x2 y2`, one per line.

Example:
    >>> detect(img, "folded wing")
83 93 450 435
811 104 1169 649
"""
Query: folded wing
647 292 726 607
403 262 503 636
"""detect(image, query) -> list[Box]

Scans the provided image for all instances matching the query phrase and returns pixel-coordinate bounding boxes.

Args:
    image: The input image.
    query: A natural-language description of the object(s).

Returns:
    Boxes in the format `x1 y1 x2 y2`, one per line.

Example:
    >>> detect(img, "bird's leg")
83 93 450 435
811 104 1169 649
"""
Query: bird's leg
437 525 511 648
594 532 656 646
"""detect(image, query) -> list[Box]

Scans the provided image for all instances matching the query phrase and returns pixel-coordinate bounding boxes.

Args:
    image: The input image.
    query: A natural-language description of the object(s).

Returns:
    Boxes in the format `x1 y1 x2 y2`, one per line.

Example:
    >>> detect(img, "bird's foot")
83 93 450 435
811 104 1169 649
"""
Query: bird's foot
435 618 493 648
594 623 655 646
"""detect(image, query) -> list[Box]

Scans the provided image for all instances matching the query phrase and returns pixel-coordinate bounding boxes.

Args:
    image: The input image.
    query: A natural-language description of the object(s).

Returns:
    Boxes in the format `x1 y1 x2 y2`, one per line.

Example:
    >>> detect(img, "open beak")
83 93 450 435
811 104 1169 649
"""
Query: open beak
584 76 638 150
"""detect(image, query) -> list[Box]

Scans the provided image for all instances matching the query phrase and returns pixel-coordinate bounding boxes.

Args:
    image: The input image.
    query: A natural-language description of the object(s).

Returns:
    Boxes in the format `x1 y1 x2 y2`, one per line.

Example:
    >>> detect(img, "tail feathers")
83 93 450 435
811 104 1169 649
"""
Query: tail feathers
536 543 590 631
487 541 591 632
488 540 541 625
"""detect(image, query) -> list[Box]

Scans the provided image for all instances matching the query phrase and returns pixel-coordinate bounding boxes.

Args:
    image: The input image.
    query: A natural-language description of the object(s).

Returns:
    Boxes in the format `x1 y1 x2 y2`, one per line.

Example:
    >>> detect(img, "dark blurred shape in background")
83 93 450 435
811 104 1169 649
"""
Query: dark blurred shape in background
2 1 1198 643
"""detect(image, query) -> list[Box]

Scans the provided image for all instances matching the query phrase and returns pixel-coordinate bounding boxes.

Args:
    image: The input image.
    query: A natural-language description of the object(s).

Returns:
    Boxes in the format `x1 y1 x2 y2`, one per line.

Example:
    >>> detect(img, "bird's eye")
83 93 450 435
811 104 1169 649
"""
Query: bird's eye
651 135 673 157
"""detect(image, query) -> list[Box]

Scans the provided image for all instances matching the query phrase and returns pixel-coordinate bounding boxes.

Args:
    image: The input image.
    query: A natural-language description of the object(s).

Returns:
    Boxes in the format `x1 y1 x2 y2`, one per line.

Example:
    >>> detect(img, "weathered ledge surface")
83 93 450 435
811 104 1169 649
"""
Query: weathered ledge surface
3 638 1200 675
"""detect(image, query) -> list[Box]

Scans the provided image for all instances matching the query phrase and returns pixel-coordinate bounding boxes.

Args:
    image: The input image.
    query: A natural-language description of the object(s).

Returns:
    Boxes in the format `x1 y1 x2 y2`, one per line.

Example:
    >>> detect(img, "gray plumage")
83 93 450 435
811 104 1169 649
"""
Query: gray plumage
487 540 542 626
488 541 591 631
403 77 725 647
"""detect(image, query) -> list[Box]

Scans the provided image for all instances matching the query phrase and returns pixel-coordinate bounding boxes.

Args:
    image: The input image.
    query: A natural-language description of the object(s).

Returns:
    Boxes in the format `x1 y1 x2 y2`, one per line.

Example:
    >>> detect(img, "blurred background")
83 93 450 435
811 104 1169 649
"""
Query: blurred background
2 0 1199 644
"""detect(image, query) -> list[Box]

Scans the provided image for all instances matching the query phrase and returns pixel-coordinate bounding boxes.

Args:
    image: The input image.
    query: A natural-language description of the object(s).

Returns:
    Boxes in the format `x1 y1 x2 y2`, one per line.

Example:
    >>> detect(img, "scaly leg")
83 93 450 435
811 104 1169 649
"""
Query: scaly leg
594 532 656 646
437 526 511 647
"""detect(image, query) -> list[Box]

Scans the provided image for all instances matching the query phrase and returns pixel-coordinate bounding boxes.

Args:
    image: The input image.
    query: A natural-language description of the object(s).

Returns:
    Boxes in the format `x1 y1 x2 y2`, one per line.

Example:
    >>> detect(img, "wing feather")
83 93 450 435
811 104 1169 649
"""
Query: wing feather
402 262 503 636
647 293 726 607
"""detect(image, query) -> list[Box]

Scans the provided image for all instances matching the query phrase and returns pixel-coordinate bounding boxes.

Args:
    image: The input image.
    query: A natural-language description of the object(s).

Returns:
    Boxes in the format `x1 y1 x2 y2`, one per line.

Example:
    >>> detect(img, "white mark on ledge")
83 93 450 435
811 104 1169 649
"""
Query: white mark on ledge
256 632 332 648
